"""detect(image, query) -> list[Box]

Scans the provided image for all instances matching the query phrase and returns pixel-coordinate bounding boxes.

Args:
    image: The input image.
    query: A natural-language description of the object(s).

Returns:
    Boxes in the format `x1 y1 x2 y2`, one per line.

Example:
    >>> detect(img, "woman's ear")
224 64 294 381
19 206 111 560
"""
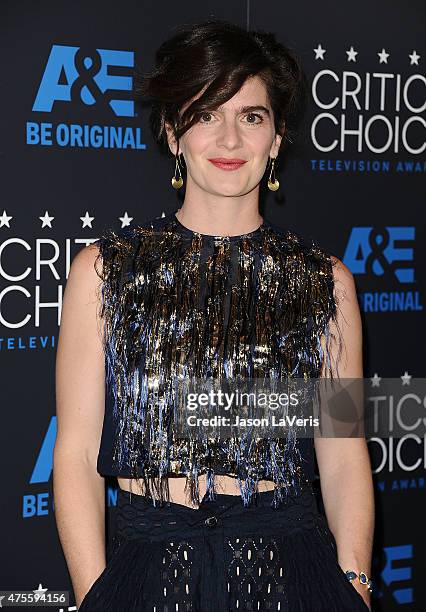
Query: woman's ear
270 132 283 159
165 122 178 156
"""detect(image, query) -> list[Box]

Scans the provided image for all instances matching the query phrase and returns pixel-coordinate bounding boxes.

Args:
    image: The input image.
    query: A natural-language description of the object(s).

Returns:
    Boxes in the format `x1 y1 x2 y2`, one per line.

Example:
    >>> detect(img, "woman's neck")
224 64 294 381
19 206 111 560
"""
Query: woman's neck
176 179 262 237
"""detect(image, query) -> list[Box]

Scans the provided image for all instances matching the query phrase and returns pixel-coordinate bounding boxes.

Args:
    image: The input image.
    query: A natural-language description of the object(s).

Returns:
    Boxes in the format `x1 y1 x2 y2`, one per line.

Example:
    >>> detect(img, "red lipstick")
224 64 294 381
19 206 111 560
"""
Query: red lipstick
208 158 247 171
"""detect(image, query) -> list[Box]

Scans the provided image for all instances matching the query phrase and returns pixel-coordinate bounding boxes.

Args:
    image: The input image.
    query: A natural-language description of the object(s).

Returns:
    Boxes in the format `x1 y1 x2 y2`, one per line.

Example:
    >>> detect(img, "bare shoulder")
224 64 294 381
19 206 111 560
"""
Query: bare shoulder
63 241 105 313
329 254 358 308
58 242 106 361
328 254 363 376
69 241 102 283
75 240 101 263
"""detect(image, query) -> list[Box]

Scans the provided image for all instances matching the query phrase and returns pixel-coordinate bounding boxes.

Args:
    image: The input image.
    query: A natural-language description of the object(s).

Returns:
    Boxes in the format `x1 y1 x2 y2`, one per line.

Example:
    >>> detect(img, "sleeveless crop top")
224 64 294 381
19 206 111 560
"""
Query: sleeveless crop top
93 210 342 508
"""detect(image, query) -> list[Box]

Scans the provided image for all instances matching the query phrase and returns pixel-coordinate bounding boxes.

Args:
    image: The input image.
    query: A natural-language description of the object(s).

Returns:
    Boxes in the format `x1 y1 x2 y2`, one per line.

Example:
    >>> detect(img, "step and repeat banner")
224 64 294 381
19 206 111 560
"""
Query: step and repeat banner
1 1 424 610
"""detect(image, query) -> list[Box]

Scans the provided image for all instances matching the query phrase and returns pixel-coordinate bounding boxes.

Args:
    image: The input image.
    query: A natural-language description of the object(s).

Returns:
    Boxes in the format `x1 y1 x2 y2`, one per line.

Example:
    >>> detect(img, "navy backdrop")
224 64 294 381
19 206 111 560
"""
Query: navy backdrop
1 1 425 610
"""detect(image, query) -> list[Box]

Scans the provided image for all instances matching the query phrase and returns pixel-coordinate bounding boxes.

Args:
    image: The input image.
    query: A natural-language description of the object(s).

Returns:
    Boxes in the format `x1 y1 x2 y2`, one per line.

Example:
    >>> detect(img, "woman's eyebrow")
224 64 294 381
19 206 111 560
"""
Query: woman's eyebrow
215 105 271 115
238 105 270 114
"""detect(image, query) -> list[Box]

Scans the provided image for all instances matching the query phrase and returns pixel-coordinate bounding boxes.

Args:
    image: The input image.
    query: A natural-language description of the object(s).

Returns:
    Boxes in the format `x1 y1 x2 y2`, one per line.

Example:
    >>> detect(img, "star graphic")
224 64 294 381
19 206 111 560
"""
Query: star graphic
80 211 95 229
39 211 54 228
378 48 389 64
346 46 358 62
409 50 420 65
119 212 133 228
0 210 12 228
370 373 381 387
313 44 326 60
0 595 5 608
401 371 411 385
33 584 48 602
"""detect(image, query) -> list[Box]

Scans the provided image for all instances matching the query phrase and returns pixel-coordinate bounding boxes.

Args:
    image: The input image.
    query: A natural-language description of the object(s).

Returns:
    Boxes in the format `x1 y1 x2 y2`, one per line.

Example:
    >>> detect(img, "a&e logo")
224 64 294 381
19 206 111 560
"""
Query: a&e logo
343 226 423 312
33 45 134 116
28 44 146 150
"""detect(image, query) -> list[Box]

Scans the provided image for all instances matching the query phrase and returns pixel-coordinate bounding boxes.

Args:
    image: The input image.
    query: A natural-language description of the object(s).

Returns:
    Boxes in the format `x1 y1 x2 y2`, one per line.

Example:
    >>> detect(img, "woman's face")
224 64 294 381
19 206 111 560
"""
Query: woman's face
166 75 283 197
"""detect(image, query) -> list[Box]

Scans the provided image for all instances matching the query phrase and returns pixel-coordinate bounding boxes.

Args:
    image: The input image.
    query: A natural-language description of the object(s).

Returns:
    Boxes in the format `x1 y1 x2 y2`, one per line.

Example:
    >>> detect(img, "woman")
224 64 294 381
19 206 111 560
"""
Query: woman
54 20 374 611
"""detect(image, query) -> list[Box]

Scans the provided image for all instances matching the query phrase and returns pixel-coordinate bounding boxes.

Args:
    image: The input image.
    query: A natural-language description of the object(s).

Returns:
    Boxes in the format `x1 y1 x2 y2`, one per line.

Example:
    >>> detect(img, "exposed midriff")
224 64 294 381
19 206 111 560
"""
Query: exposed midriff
117 475 276 509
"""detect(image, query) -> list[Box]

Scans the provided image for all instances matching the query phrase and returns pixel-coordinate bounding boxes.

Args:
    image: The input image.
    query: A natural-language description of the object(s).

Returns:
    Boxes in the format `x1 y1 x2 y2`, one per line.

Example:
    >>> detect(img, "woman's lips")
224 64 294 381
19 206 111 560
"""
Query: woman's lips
208 158 247 171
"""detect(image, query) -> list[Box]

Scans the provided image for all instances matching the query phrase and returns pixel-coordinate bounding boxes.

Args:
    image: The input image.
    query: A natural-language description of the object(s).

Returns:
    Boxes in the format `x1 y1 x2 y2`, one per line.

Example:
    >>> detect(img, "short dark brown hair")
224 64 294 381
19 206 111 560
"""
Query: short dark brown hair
134 19 307 158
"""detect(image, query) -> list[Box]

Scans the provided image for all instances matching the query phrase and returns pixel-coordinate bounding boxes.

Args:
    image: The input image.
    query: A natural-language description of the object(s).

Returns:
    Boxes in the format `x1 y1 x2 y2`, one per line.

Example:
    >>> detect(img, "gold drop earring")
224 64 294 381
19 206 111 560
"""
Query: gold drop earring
171 153 184 189
267 157 280 191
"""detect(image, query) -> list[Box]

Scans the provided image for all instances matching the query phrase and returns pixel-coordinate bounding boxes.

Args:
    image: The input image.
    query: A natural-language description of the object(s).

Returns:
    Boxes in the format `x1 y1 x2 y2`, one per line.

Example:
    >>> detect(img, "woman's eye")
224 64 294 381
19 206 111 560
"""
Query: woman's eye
199 112 214 123
245 113 263 124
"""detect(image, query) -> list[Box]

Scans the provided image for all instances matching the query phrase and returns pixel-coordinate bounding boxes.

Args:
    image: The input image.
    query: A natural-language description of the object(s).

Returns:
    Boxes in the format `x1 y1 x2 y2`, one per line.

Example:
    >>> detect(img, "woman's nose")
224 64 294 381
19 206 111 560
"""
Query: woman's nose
216 119 243 149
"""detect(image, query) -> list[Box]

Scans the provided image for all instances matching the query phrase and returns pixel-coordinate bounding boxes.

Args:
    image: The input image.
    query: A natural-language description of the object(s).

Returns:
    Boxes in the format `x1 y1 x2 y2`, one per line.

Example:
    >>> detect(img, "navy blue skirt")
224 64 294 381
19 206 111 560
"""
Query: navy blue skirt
78 484 369 611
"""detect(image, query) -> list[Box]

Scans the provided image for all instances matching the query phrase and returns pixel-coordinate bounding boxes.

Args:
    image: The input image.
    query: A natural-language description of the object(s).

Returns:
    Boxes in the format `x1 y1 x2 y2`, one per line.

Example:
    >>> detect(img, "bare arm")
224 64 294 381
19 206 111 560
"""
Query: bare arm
315 256 374 609
53 243 106 608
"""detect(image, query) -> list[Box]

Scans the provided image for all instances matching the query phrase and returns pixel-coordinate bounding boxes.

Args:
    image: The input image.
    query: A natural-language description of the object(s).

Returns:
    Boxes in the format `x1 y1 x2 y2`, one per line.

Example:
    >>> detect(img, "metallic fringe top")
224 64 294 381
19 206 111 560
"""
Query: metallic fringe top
93 211 343 508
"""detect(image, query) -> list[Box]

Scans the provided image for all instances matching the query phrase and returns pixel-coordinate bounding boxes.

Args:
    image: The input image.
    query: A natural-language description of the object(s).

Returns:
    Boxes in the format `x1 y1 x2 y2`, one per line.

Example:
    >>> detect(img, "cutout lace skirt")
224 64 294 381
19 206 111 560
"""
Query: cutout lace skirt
78 484 369 611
